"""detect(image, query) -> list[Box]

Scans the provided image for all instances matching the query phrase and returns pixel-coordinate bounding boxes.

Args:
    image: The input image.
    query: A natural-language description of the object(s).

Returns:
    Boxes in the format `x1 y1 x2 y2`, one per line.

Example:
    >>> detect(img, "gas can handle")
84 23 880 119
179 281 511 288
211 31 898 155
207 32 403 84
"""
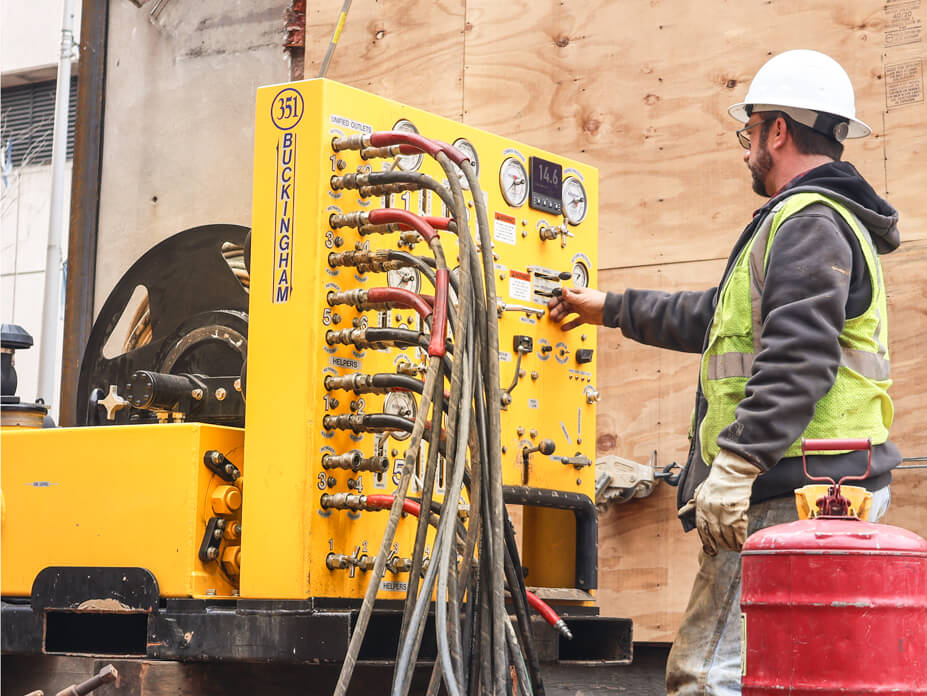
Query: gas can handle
800 437 872 486
801 438 871 452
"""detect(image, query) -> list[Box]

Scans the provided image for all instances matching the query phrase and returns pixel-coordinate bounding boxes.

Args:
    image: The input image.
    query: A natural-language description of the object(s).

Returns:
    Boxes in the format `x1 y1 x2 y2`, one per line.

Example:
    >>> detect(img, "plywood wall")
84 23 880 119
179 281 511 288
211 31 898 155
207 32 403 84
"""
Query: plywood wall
306 0 927 642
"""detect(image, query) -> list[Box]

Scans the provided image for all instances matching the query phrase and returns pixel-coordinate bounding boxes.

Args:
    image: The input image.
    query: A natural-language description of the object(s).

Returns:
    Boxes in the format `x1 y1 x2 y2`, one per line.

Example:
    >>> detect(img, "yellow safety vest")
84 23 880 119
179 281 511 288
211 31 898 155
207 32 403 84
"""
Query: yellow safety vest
699 192 893 466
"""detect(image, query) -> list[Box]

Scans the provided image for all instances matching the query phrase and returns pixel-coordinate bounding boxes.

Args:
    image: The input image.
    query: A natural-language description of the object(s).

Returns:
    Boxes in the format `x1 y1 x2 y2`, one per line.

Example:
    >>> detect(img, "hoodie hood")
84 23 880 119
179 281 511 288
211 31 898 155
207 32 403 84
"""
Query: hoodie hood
773 161 900 253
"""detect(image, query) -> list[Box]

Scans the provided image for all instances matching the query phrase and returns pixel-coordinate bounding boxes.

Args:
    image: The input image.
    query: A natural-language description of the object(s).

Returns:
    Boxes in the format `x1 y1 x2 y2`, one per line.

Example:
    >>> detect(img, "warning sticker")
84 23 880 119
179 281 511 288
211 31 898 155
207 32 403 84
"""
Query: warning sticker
884 0 922 47
886 59 924 109
494 212 517 245
509 270 531 301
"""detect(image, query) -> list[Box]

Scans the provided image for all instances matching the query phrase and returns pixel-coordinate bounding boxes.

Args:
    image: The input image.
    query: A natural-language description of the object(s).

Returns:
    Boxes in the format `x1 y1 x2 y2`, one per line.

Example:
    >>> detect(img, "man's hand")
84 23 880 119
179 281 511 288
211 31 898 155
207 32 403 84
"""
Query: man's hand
681 449 760 555
547 287 607 331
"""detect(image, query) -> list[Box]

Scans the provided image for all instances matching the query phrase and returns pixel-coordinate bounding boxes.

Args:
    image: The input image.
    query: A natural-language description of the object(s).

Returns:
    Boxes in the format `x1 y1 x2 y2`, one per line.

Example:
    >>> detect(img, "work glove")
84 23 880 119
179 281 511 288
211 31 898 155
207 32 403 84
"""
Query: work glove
679 449 760 555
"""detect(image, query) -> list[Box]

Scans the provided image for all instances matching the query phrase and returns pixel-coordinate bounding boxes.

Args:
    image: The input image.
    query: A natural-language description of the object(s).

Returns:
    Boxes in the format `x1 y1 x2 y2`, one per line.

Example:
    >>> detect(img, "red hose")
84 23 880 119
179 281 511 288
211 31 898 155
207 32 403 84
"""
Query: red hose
428 269 449 357
367 131 469 167
369 131 443 159
369 208 439 243
367 287 433 321
365 494 422 518
396 216 454 232
525 589 560 626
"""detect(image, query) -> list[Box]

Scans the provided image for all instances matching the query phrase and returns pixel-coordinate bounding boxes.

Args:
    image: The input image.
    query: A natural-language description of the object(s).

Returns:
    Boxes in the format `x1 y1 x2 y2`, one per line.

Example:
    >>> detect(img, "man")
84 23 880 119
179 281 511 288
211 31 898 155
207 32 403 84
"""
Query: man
548 49 900 695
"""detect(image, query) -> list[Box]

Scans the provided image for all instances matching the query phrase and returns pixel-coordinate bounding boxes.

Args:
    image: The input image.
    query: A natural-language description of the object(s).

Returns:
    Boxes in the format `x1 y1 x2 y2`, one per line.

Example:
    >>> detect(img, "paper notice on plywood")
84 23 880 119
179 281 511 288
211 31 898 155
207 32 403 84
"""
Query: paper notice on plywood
886 59 925 109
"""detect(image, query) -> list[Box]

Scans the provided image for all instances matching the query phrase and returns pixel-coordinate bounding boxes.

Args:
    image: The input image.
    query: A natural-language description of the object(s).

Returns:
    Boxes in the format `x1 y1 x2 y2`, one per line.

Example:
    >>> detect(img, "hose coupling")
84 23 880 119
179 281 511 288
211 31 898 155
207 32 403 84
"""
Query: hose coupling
329 211 370 229
322 413 367 433
330 172 373 191
360 144 405 160
320 492 367 511
324 373 390 395
331 134 370 152
327 289 369 308
387 555 413 574
322 450 389 473
553 618 574 641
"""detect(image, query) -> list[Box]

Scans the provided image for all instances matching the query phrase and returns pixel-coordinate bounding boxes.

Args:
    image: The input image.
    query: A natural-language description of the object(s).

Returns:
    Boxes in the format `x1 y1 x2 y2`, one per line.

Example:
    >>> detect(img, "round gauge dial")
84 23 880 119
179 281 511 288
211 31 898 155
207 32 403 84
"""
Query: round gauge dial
392 119 424 172
562 176 588 225
384 391 417 440
452 138 479 189
387 266 421 293
499 157 528 207
572 261 590 289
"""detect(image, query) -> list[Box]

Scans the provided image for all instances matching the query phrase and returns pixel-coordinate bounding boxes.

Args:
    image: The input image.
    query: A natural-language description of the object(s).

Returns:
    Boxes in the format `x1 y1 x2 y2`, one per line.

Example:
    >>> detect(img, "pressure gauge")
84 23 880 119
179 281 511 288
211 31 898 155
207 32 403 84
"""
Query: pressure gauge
387 266 421 294
562 177 587 225
384 391 417 440
499 157 528 208
452 138 479 189
572 261 589 289
392 119 424 172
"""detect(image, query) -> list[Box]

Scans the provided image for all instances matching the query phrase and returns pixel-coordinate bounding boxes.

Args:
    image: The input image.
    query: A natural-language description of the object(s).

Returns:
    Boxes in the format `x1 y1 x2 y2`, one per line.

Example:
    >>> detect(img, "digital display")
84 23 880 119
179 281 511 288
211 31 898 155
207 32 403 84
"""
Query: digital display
529 157 563 215
530 157 562 198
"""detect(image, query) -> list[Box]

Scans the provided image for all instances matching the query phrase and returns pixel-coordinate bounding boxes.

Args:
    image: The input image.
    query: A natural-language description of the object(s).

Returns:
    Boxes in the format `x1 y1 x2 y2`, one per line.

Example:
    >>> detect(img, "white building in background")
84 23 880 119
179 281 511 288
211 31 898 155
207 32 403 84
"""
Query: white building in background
1 0 81 419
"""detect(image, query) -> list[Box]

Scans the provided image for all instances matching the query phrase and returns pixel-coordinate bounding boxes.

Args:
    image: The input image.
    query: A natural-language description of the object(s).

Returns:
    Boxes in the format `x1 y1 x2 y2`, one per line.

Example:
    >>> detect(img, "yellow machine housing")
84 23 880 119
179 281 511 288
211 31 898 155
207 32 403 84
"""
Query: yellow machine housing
244 78 598 601
0 424 243 598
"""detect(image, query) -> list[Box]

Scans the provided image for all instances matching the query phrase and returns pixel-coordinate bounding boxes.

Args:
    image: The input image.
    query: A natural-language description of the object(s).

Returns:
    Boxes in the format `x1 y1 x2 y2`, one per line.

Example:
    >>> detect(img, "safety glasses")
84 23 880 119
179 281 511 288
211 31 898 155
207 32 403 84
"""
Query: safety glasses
736 118 773 149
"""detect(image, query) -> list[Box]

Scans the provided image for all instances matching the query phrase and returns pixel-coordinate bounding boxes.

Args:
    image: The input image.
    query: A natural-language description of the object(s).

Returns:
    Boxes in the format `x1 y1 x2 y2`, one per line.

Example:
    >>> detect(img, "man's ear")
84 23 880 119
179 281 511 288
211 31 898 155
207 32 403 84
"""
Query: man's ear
769 117 789 151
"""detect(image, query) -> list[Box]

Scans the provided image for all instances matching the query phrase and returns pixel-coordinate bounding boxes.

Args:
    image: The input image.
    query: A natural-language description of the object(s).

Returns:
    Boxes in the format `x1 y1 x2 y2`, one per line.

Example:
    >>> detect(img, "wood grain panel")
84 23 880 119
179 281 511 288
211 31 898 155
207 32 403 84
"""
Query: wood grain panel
880 240 927 536
462 0 899 271
593 260 723 642
305 0 466 121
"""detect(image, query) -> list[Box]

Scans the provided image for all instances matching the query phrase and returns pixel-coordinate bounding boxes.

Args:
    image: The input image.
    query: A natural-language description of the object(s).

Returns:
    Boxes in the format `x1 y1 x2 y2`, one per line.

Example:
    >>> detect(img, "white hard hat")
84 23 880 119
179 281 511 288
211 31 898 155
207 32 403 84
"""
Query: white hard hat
729 49 871 140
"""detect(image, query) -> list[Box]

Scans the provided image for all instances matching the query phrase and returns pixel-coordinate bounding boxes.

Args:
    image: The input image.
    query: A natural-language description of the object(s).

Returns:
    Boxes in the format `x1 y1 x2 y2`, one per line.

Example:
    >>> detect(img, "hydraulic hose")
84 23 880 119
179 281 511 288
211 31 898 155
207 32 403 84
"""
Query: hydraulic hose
334 356 442 696
397 369 445 670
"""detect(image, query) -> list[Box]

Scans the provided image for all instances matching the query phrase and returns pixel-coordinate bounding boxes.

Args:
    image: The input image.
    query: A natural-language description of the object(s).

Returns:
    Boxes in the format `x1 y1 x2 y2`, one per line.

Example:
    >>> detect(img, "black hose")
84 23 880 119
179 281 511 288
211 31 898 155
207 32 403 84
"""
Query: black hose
503 511 545 695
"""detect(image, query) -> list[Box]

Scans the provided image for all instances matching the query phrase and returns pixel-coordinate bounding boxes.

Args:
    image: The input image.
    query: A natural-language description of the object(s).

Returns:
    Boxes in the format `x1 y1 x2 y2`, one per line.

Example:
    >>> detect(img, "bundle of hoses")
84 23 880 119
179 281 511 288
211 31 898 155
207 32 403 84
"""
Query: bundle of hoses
330 133 551 696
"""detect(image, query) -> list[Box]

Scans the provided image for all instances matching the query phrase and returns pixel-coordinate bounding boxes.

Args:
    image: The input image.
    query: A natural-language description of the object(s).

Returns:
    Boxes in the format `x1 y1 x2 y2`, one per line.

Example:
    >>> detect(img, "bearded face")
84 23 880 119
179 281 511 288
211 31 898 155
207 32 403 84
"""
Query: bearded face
748 127 774 197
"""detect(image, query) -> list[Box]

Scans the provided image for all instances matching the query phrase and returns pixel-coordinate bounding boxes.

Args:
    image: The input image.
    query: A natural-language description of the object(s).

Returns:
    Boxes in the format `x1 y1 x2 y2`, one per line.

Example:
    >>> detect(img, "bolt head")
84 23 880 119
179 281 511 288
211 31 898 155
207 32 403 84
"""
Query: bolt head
191 388 204 400
215 388 227 401
206 547 219 560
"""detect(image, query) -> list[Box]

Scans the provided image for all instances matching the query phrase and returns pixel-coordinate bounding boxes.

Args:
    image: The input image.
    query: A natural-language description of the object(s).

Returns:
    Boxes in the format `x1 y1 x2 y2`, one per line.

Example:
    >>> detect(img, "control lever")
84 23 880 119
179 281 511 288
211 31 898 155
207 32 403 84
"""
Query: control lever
522 439 556 484
497 300 546 319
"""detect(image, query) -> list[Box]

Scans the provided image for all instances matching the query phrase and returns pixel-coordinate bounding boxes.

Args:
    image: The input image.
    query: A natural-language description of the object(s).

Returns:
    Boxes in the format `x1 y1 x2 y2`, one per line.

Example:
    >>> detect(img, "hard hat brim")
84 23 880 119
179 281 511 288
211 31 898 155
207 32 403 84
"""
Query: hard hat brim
728 102 871 139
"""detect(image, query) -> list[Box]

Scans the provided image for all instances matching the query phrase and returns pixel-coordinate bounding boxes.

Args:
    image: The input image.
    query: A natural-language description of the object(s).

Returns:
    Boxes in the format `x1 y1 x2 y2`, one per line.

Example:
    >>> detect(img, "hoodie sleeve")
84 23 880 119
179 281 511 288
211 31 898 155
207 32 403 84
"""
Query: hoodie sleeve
717 205 854 470
609 287 717 354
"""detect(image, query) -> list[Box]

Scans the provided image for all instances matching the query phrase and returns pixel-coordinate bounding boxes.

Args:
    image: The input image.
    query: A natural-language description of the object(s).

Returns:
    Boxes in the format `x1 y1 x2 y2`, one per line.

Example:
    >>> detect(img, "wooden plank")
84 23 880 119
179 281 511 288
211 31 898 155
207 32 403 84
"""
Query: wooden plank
593 259 723 642
880 239 927 535
305 0 466 121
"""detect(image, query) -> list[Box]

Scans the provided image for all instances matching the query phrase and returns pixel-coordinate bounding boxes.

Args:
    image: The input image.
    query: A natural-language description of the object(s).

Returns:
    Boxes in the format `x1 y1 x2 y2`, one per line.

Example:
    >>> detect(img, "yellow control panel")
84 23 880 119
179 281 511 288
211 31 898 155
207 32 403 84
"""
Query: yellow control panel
243 79 599 600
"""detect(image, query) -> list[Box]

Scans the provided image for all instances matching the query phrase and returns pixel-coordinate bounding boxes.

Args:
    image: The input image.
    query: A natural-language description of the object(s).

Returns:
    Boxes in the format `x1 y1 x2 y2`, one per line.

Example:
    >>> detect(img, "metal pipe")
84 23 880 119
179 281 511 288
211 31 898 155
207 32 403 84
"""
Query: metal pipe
37 0 77 414
60 0 109 426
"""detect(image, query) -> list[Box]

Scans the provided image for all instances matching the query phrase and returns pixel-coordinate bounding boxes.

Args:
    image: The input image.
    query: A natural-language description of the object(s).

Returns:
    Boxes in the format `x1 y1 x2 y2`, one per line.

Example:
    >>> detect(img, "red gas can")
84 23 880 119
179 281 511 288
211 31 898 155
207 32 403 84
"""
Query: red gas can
741 517 927 693
742 439 927 694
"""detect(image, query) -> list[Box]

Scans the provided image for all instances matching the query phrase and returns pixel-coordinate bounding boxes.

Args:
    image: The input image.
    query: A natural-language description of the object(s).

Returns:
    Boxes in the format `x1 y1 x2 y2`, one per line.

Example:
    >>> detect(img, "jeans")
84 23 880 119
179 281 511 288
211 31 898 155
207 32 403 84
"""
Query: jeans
665 486 891 696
